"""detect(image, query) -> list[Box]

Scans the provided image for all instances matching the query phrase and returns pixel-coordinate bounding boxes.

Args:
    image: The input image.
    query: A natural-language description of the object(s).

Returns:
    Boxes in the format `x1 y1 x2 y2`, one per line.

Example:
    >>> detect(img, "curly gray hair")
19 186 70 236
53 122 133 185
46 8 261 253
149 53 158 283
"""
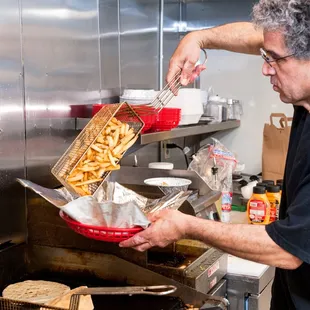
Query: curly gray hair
252 0 310 59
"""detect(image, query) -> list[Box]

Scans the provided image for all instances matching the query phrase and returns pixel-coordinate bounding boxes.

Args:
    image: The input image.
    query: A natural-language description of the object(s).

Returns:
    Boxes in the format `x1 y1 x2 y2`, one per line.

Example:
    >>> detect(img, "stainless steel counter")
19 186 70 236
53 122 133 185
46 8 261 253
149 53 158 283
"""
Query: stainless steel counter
225 213 275 310
225 261 275 310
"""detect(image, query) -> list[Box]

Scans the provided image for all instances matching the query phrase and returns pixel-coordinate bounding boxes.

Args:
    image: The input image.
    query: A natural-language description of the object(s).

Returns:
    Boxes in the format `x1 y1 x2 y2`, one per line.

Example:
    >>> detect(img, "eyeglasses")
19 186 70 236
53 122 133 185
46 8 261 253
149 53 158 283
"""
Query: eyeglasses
260 48 295 67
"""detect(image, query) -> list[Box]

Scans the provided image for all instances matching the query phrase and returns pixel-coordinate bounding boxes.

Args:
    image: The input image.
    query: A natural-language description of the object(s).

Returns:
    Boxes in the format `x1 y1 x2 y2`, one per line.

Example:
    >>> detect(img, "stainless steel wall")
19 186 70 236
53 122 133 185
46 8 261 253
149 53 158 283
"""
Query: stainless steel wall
163 0 182 84
109 0 162 167
119 0 160 90
21 0 103 249
0 0 26 244
185 0 255 30
22 0 101 187
99 0 120 100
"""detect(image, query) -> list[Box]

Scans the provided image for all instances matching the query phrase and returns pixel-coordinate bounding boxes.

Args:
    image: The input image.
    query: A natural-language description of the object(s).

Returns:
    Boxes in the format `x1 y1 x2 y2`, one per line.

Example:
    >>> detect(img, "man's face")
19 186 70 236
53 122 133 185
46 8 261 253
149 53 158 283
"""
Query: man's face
262 30 310 104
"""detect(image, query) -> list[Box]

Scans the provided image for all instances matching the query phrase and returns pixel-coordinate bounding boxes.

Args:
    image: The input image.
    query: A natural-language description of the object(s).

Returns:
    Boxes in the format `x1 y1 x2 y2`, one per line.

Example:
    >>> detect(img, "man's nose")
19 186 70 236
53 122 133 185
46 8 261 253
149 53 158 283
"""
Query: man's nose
262 61 276 76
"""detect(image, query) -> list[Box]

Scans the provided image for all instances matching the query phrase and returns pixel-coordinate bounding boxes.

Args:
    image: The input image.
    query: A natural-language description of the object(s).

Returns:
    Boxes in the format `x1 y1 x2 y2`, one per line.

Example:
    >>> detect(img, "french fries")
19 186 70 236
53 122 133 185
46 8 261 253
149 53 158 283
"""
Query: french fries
67 117 137 196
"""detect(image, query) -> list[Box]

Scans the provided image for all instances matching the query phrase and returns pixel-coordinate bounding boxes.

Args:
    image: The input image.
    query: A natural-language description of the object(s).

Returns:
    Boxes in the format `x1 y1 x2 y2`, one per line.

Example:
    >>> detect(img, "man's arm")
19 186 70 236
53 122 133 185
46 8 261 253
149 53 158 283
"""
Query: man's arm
187 217 302 270
120 210 302 270
167 22 264 85
196 22 263 54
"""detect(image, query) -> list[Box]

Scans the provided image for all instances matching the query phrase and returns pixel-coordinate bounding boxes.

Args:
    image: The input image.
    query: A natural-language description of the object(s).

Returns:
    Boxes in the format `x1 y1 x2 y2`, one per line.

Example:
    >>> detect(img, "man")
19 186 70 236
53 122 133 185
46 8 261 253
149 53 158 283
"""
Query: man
120 0 310 309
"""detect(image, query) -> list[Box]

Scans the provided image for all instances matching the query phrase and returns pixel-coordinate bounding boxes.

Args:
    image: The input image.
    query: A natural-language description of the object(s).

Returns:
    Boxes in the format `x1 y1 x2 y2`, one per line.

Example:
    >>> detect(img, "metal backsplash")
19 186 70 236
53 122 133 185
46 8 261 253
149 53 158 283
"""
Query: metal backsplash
119 0 160 90
99 0 120 100
0 0 26 244
22 0 101 188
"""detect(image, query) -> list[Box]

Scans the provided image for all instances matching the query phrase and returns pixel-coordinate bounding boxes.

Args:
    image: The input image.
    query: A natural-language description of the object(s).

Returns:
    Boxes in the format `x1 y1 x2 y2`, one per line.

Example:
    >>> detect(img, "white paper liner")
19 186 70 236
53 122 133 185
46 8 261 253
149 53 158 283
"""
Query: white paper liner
17 179 191 229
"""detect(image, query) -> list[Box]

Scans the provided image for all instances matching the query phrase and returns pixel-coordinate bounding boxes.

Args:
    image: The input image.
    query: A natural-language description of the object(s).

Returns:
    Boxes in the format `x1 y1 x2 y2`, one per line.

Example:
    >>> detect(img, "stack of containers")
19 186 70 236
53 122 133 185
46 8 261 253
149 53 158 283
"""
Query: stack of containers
120 89 181 132
167 88 204 125
247 180 282 225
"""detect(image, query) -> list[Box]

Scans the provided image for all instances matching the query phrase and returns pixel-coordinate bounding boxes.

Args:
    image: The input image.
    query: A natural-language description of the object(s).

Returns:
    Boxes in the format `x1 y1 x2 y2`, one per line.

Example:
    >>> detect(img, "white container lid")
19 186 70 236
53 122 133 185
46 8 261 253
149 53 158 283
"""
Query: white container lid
121 89 158 100
208 95 221 102
148 162 174 170
120 97 151 105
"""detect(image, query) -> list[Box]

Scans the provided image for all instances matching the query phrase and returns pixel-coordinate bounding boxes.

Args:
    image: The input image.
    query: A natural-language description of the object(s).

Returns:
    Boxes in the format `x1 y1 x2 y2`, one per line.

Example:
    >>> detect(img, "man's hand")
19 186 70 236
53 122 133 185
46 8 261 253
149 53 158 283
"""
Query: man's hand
119 209 189 252
166 32 206 86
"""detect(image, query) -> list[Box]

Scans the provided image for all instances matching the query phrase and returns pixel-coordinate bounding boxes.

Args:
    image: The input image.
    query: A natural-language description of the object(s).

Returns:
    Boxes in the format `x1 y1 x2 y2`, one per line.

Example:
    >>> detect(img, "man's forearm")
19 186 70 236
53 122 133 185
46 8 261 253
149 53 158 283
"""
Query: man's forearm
186 217 302 270
191 22 263 55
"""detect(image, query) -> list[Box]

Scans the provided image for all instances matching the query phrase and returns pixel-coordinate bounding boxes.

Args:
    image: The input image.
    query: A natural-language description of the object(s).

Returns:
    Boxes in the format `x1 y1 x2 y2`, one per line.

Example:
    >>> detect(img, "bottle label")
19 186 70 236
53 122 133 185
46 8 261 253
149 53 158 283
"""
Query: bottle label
221 192 232 223
249 200 268 223
222 192 232 209
269 199 280 222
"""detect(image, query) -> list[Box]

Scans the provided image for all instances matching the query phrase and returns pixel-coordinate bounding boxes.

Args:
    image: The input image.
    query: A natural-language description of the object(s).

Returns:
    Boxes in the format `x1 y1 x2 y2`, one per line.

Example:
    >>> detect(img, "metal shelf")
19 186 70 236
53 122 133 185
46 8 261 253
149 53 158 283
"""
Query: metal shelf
76 118 240 145
140 120 240 144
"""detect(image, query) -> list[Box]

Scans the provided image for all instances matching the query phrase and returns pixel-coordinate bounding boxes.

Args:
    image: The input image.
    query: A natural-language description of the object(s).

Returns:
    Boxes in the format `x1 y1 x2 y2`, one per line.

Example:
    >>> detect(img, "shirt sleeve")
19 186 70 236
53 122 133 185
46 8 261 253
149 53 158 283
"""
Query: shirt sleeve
266 175 310 264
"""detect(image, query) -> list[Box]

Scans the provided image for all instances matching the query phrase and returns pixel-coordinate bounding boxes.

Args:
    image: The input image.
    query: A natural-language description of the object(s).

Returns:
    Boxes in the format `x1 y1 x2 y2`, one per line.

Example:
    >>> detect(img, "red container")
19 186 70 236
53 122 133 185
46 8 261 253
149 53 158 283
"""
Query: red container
92 104 107 116
92 104 181 133
70 104 88 118
152 108 181 132
60 211 143 243
94 104 156 134
131 105 157 133
140 114 156 133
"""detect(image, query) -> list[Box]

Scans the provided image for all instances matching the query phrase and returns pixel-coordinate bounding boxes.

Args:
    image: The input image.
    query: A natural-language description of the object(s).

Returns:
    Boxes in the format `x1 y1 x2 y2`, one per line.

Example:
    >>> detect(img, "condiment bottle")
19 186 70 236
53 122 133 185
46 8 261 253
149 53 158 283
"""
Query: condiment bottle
256 182 267 189
266 185 281 223
276 179 283 195
207 95 223 123
232 99 243 121
263 180 275 185
247 186 270 225
227 99 235 120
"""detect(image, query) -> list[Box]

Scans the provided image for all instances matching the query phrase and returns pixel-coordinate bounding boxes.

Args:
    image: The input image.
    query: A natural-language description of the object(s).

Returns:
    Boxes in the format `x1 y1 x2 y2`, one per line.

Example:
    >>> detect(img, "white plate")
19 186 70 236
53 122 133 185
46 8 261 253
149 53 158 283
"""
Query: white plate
148 162 174 170
144 177 192 187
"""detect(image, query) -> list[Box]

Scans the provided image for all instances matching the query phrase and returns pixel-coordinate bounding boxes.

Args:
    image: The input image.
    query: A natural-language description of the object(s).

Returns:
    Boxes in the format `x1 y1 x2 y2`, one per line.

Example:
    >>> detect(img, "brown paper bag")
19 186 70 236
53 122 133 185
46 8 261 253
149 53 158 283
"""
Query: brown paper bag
262 113 292 182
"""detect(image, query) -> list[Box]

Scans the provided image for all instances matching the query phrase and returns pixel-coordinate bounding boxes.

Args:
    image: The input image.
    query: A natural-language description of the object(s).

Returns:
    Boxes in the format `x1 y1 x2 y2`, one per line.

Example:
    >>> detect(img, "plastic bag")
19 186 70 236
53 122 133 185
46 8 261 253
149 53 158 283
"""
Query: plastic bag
189 138 237 192
188 138 237 223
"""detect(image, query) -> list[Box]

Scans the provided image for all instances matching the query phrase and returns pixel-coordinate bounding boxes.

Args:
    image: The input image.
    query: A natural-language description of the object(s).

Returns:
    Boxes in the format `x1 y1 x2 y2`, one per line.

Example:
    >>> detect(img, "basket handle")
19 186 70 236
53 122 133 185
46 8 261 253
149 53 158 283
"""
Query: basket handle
72 285 177 296
69 286 177 310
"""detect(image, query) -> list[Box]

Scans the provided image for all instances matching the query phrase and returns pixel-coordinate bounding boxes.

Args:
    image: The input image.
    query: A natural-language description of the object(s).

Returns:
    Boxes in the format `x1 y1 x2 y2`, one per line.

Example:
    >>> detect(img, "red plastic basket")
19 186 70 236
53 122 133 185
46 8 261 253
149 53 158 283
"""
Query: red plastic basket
60 210 144 243
92 103 107 116
152 108 181 132
70 104 88 118
93 104 157 133
130 105 157 133
140 114 156 133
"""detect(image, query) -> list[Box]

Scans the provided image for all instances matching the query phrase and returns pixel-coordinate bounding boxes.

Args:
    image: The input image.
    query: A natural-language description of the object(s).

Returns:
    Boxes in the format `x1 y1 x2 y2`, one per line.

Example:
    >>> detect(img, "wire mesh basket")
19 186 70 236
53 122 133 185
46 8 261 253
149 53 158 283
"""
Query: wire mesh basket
51 103 144 197
0 298 63 309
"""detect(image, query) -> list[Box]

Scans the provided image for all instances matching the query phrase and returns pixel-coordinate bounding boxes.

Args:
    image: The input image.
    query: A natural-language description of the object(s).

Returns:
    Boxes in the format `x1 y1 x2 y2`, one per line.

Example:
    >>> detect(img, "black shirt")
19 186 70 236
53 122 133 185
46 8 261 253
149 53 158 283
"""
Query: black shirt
266 106 310 309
